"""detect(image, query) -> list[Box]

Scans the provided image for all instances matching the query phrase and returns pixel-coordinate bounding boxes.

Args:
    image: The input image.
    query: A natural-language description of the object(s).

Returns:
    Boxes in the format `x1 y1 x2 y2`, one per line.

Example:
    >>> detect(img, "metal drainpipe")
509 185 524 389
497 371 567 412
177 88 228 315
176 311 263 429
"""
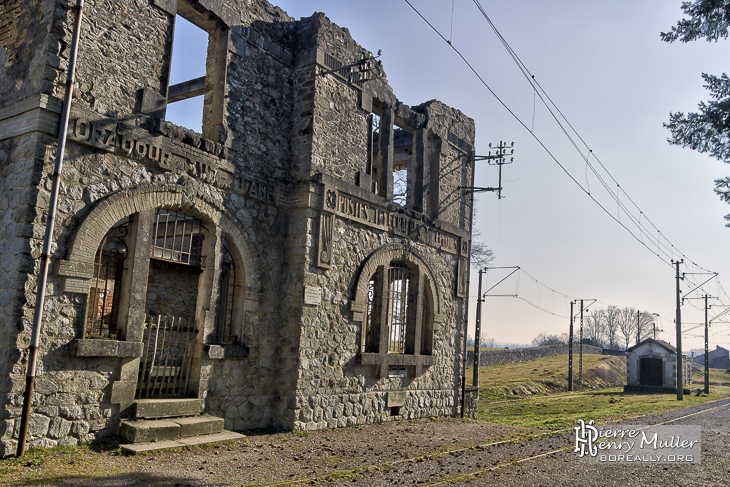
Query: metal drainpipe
16 0 85 457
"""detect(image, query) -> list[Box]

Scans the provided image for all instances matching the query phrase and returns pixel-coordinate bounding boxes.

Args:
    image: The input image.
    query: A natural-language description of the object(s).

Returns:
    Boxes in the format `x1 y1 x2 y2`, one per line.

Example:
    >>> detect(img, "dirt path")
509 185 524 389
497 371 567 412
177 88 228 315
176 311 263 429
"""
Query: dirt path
5 399 730 486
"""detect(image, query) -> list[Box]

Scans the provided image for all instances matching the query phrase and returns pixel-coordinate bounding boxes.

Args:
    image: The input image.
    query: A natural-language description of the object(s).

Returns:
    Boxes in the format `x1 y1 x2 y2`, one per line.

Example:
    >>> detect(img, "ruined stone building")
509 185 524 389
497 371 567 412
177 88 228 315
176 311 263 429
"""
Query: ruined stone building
0 0 477 454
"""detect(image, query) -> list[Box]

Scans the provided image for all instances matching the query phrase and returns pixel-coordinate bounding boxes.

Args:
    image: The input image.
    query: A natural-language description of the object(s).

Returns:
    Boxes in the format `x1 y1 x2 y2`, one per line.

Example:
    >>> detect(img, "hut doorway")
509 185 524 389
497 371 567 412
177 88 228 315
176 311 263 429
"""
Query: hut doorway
640 357 663 387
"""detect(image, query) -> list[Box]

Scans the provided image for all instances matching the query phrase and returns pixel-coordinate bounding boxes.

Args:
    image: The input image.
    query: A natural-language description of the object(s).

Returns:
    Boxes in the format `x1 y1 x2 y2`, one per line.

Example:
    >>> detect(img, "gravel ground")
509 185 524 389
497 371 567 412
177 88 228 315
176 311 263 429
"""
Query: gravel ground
8 399 730 486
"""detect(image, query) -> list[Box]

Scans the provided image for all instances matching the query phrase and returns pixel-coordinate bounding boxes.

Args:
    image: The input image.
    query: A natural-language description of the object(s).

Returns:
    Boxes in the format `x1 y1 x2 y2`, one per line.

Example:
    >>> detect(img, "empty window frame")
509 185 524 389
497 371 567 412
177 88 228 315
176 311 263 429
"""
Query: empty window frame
367 112 381 194
392 128 413 207
164 1 228 140
166 15 208 132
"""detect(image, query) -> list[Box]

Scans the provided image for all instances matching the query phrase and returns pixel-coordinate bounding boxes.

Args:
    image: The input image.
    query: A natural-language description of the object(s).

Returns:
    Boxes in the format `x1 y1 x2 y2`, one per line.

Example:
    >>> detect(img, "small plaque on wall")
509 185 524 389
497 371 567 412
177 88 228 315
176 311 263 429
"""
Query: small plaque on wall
304 286 322 306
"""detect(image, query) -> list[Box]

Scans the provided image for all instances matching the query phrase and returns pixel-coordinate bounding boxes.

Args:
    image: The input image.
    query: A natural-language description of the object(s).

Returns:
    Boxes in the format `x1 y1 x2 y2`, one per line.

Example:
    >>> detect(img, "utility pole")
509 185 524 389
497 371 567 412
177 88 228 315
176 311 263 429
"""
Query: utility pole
458 142 515 199
568 301 574 391
636 310 641 345
472 268 485 387
578 299 584 387
704 294 710 395
674 260 684 401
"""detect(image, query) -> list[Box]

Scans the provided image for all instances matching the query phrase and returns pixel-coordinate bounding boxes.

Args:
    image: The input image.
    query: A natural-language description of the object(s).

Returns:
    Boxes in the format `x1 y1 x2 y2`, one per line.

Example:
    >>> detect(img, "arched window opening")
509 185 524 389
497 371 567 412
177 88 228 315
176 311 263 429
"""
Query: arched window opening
215 245 238 344
86 219 129 338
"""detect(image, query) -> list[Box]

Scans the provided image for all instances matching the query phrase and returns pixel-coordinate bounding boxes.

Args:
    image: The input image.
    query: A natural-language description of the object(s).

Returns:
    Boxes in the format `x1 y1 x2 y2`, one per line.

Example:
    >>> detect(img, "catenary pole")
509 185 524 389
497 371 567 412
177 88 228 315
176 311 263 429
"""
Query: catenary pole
568 301 574 391
578 299 584 387
704 294 710 395
16 0 85 457
472 268 485 387
675 260 684 401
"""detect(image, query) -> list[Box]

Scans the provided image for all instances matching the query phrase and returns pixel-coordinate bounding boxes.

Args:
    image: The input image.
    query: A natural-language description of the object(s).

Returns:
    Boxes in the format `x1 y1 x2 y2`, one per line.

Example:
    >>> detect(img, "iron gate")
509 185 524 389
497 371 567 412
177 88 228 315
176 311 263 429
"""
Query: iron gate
136 315 195 399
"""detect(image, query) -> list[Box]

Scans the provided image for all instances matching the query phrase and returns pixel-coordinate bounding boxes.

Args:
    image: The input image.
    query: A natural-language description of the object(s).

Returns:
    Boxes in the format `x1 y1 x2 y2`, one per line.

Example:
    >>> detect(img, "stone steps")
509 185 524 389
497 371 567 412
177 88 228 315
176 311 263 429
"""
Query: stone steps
117 399 245 454
120 430 245 455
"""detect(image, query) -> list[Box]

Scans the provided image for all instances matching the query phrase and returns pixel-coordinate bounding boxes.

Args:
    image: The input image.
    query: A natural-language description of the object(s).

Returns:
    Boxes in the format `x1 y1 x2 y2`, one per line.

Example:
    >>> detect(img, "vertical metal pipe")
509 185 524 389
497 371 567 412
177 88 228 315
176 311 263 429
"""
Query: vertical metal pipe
17 0 85 457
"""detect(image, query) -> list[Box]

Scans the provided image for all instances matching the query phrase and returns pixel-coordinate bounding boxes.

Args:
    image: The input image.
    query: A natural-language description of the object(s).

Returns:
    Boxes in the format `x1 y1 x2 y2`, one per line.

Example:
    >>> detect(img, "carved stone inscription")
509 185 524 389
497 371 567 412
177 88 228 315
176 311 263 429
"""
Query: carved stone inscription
334 192 460 255
67 113 278 204
68 115 231 186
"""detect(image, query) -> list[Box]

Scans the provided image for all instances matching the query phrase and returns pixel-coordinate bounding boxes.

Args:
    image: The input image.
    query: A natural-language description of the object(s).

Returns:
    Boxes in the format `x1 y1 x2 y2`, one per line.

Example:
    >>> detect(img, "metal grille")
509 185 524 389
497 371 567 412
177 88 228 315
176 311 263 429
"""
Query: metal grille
136 315 195 399
151 210 204 266
215 247 237 344
365 278 376 352
387 264 412 354
86 225 128 338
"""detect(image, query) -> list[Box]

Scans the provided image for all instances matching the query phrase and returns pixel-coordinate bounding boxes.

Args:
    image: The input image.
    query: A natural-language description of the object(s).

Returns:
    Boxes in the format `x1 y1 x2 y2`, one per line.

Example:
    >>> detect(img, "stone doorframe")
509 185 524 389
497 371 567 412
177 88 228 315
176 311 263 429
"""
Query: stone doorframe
56 182 261 413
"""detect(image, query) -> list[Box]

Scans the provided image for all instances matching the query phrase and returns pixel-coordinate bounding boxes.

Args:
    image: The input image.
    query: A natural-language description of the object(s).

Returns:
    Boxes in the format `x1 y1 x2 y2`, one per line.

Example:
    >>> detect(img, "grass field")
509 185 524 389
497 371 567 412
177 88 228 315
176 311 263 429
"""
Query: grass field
473 354 730 430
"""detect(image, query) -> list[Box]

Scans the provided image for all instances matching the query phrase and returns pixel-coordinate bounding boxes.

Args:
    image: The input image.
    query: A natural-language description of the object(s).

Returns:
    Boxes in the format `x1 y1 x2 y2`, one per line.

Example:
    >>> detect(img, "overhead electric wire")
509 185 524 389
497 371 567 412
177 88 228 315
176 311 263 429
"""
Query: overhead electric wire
402 0 728 317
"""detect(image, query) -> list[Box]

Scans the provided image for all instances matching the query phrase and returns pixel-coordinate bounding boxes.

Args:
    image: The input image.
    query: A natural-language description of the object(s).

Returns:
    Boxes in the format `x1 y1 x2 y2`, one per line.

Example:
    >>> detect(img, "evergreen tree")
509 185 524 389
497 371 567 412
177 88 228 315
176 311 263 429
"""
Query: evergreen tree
663 2 730 222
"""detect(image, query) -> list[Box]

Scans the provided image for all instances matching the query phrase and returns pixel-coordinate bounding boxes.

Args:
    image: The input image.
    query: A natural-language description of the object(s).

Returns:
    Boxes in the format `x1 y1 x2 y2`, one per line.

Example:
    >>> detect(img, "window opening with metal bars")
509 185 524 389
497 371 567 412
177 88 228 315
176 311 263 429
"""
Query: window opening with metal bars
215 245 237 344
85 221 129 338
387 264 412 354
151 209 205 266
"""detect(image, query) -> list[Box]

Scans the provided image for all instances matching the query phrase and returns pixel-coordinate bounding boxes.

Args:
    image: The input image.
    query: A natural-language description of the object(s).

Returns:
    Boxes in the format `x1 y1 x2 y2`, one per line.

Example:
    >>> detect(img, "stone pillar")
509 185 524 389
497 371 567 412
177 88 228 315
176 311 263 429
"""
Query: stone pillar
427 136 442 220
116 210 155 342
187 224 221 399
412 127 428 214
378 106 395 200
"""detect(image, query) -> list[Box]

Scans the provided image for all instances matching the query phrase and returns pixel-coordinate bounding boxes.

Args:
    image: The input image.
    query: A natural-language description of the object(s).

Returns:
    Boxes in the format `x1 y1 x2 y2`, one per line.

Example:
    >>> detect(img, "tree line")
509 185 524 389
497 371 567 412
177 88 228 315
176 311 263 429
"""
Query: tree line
532 306 659 350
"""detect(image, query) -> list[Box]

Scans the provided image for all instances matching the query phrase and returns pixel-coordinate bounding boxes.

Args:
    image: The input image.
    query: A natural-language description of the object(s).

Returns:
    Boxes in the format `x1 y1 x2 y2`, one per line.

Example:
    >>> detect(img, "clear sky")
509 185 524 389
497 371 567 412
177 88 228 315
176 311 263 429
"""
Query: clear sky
174 1 730 352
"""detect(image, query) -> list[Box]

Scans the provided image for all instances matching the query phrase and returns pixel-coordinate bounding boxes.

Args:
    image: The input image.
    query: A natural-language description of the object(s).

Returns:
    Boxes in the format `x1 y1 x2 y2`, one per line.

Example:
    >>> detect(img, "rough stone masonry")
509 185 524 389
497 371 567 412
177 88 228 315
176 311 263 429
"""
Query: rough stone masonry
0 0 478 456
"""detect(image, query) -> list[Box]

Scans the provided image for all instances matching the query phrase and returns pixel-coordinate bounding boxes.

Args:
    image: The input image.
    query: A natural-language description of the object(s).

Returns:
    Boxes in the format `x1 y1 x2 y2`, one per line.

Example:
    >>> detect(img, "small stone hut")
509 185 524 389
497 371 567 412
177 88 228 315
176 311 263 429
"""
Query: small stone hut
0 0 480 455
624 338 692 393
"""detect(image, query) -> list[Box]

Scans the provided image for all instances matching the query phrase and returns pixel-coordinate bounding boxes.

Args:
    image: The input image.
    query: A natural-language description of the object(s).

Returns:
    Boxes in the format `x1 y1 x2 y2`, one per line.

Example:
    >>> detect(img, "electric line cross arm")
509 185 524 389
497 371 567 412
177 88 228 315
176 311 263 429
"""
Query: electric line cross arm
459 141 515 199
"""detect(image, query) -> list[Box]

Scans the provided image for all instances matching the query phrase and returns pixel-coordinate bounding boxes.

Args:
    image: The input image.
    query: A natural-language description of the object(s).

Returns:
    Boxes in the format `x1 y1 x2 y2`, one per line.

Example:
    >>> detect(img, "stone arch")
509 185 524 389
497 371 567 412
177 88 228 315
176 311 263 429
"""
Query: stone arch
350 243 441 317
59 182 260 300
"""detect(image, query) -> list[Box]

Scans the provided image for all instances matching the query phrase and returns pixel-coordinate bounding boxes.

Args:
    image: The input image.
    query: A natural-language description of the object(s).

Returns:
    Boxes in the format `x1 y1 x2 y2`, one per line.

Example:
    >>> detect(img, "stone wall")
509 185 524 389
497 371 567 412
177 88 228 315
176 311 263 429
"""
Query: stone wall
467 343 605 367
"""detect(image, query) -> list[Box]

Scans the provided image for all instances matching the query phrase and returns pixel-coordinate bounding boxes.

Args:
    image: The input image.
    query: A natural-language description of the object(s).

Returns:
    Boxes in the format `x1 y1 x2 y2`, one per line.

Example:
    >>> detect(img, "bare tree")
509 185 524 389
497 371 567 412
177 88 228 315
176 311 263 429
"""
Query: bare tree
604 305 622 349
584 308 607 348
618 306 637 350
470 208 495 268
531 332 569 346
